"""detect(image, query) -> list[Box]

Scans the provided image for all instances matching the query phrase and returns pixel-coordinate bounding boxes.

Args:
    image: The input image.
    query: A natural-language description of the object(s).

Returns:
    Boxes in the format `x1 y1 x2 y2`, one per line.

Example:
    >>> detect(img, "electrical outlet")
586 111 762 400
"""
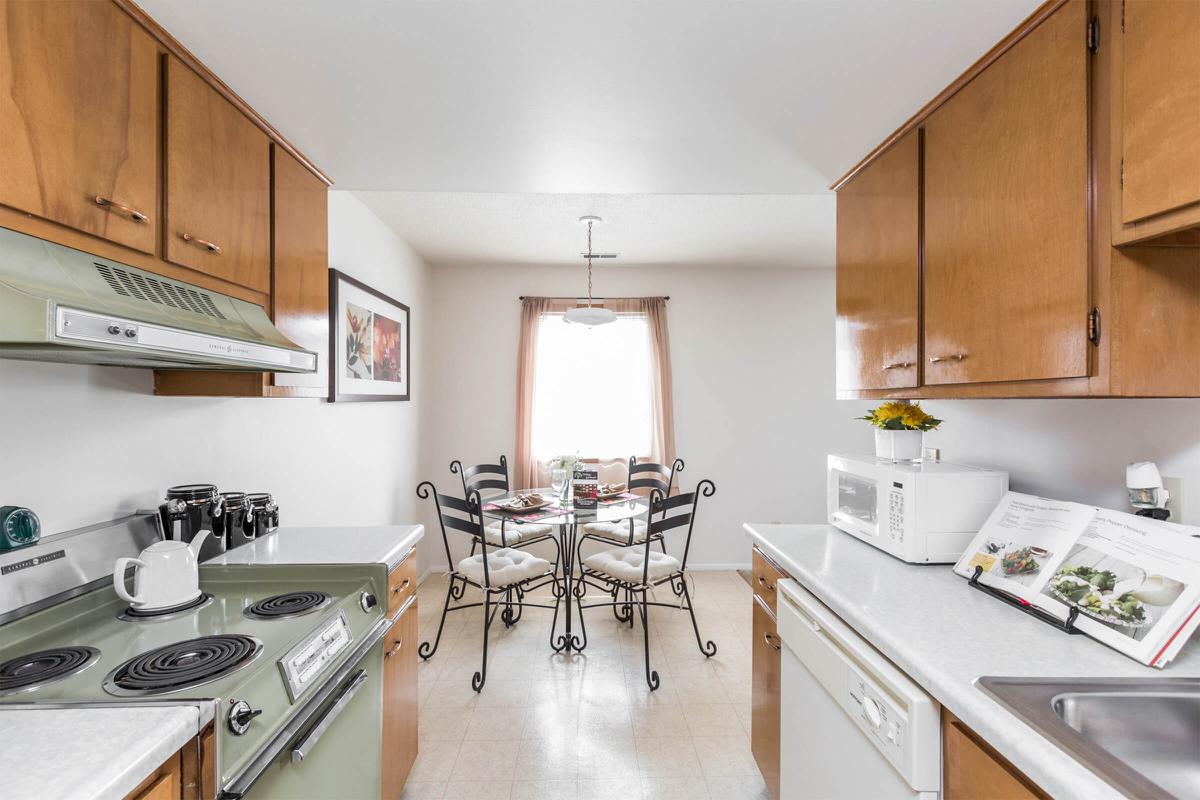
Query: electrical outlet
1164 476 1186 525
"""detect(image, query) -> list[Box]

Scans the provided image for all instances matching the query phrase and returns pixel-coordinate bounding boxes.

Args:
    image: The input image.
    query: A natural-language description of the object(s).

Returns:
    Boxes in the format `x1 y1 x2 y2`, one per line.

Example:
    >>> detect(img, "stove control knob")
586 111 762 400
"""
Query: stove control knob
228 700 263 736
360 592 378 613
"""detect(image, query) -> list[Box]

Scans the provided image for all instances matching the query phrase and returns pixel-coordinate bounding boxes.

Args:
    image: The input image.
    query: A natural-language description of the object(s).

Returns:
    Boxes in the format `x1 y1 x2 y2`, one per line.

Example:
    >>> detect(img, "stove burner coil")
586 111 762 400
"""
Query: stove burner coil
0 646 100 696
244 591 331 620
104 635 262 697
119 592 213 622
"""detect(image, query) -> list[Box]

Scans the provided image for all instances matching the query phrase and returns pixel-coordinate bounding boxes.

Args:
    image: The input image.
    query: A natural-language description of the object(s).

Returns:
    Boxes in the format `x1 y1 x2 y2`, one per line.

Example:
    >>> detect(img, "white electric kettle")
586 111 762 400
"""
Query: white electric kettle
112 530 209 611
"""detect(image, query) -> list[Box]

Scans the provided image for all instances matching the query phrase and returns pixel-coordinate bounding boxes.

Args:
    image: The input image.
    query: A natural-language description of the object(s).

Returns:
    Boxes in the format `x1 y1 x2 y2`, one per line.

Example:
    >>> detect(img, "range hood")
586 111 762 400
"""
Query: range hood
0 228 317 372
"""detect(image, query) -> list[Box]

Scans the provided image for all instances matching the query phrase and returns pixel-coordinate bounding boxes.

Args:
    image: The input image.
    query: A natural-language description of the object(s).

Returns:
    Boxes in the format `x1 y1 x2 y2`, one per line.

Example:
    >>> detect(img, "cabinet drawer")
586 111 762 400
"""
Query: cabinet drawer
387 550 416 616
751 593 781 800
752 547 787 614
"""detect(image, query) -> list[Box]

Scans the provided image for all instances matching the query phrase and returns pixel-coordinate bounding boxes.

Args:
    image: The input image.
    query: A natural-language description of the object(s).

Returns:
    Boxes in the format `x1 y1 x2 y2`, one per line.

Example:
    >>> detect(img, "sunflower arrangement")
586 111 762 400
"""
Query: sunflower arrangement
859 401 942 431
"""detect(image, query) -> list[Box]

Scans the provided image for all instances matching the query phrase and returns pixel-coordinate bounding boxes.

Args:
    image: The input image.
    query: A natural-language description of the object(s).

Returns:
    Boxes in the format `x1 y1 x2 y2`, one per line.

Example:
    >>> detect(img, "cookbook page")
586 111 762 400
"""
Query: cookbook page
953 492 1096 602
1029 509 1200 666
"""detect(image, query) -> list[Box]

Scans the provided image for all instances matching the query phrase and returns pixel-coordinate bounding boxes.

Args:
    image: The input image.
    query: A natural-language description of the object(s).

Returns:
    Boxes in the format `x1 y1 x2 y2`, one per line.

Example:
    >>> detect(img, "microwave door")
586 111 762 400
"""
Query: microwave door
832 470 881 537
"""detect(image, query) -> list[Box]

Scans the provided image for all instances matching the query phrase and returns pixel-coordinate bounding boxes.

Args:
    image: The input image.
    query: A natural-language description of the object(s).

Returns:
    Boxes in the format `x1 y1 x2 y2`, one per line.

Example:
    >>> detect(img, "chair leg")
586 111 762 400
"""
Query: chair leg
418 575 455 660
638 588 660 691
473 595 492 692
681 577 717 658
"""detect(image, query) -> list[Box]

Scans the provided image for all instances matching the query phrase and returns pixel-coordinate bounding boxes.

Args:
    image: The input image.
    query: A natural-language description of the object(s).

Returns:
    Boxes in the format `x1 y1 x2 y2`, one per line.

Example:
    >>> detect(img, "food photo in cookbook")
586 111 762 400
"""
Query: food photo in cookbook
1040 544 1187 642
994 545 1052 587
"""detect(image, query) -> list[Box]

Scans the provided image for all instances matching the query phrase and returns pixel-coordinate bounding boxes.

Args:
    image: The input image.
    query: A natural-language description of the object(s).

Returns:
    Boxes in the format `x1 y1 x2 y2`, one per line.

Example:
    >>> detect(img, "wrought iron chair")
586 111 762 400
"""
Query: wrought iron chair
451 455 559 552
579 456 683 547
576 481 718 690
416 482 557 691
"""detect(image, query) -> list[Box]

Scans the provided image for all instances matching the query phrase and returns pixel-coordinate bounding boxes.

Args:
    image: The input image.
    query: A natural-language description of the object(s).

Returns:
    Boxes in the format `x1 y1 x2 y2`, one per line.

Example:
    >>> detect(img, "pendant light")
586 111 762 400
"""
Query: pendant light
564 215 617 326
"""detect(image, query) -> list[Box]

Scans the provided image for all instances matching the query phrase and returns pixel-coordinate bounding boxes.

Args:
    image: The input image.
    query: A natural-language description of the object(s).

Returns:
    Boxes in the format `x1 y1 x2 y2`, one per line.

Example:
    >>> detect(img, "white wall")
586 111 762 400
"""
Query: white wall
0 192 437 569
425 263 1200 569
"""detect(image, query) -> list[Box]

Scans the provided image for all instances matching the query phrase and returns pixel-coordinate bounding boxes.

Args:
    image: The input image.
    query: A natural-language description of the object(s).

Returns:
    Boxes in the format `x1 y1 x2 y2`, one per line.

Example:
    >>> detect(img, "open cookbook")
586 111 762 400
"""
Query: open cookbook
954 492 1200 668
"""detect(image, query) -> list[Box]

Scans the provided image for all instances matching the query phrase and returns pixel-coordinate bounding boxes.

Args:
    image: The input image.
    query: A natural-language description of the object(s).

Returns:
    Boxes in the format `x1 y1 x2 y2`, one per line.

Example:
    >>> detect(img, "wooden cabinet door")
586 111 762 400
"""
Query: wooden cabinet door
270 145 329 391
943 709 1046 799
923 0 1089 385
381 599 418 800
836 131 921 391
0 0 157 253
1121 0 1200 224
165 55 270 293
751 594 781 800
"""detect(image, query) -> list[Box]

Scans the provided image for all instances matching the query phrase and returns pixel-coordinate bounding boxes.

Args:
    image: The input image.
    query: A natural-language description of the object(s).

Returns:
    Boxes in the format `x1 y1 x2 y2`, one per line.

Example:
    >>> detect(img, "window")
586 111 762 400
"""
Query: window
531 312 654 461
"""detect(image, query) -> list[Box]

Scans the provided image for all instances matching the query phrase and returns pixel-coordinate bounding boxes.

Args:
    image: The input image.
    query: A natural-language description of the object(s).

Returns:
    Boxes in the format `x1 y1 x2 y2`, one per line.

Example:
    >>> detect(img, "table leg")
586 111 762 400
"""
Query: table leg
552 522 585 653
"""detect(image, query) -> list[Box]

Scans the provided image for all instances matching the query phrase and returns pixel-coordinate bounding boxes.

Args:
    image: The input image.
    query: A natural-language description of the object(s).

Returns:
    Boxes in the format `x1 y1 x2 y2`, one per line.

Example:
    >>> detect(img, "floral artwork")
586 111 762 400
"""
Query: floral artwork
372 313 402 382
345 302 373 380
329 269 411 402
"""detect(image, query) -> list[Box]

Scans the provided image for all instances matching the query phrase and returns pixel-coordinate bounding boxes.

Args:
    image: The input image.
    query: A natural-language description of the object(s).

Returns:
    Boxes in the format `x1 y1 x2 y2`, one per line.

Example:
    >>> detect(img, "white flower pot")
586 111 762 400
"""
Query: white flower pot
874 429 924 462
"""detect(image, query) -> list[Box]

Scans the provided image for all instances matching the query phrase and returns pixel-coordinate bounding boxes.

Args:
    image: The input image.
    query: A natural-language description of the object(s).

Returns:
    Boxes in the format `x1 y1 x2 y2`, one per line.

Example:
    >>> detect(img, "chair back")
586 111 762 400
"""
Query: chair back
451 456 510 499
628 456 684 496
418 481 493 585
639 479 714 581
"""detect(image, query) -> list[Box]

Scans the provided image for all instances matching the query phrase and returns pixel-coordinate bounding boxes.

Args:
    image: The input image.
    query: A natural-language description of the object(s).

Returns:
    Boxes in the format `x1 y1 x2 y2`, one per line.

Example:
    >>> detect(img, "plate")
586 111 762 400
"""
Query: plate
597 490 627 500
495 495 552 513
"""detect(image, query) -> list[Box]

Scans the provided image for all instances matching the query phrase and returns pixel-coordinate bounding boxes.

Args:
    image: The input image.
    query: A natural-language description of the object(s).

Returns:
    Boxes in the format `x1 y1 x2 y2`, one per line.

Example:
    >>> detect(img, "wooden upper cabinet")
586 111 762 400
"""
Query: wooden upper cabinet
270 145 329 392
1119 0 1200 227
165 55 270 293
0 0 158 253
836 131 921 392
922 0 1089 386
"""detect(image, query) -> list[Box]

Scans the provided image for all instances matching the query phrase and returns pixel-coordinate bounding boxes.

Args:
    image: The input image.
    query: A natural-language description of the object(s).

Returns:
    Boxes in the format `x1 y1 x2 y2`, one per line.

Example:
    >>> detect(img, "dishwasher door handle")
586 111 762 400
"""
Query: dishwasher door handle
291 669 368 762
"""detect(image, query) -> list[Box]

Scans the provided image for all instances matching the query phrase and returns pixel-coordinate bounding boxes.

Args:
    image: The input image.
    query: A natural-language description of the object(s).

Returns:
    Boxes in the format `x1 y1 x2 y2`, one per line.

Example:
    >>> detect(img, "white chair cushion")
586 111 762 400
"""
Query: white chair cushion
583 520 649 544
457 547 551 588
583 547 681 584
484 520 554 545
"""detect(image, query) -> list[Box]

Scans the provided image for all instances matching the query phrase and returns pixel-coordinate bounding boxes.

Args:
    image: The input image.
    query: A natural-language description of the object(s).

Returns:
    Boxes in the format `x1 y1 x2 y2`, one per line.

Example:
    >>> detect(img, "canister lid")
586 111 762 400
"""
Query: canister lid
166 484 218 501
246 493 273 508
218 491 247 509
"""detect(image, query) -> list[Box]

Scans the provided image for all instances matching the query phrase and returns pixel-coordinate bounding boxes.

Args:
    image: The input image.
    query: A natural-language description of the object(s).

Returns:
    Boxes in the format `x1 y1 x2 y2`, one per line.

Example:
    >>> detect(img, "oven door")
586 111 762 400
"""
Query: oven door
828 468 883 540
222 620 387 800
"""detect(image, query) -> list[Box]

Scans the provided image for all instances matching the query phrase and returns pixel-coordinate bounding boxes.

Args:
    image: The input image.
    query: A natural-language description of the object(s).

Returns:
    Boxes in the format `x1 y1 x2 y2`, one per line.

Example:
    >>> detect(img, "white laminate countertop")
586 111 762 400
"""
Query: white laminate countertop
206 525 423 571
744 523 1200 800
0 703 214 800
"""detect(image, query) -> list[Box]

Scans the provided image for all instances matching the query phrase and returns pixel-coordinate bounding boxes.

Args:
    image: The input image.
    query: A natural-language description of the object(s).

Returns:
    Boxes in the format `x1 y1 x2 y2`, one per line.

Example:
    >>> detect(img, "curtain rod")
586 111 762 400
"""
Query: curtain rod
517 295 670 301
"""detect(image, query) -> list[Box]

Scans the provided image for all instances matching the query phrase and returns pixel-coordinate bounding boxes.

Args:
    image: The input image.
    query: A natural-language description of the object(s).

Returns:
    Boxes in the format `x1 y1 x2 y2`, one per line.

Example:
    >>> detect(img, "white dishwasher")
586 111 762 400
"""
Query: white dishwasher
776 579 941 799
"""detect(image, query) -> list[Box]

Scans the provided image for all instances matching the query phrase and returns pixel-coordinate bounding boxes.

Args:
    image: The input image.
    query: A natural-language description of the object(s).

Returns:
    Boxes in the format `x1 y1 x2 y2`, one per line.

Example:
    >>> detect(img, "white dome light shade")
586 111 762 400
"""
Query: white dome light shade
563 306 617 326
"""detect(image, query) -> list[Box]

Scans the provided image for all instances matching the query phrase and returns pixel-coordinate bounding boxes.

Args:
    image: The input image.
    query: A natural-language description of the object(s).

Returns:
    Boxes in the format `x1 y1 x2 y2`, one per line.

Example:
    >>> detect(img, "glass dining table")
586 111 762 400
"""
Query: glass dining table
481 488 647 654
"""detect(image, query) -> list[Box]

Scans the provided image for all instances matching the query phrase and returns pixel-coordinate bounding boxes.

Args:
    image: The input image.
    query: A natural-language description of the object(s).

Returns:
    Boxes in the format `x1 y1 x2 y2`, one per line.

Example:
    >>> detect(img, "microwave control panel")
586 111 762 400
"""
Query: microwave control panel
887 489 905 541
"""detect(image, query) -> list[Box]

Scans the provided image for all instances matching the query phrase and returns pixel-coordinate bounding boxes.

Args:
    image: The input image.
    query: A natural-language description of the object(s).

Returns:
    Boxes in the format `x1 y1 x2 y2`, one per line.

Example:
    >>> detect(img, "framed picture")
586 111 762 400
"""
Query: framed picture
328 268 410 402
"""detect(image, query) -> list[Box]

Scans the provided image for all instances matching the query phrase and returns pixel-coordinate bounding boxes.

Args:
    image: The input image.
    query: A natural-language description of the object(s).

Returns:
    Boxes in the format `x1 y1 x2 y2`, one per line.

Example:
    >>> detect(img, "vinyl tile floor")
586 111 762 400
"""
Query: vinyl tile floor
403 570 767 800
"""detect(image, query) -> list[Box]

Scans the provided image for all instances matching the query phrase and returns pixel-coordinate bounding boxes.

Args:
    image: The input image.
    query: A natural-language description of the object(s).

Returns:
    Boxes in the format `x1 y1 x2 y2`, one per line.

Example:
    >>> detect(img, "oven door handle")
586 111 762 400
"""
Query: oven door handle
290 669 368 763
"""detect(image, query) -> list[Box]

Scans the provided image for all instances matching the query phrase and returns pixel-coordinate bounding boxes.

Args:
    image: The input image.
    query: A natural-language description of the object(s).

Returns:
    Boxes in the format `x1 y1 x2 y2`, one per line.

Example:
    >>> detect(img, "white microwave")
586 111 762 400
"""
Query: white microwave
827 454 1009 564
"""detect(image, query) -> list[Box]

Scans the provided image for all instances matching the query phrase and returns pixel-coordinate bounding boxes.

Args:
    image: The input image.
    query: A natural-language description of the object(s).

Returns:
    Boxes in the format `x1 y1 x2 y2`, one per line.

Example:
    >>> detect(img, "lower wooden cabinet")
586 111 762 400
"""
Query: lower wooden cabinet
123 723 215 800
943 709 1047 800
751 561 783 800
381 596 418 800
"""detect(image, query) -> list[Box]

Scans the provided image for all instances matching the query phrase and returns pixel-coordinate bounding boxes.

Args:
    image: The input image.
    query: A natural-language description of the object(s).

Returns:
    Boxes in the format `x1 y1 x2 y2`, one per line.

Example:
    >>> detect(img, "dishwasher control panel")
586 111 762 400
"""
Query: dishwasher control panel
848 676 907 758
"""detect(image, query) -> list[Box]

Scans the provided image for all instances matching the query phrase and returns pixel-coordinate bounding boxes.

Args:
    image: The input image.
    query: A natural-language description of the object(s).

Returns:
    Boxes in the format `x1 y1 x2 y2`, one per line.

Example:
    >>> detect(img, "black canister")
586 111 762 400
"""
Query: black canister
158 484 226 562
218 492 255 550
246 492 279 538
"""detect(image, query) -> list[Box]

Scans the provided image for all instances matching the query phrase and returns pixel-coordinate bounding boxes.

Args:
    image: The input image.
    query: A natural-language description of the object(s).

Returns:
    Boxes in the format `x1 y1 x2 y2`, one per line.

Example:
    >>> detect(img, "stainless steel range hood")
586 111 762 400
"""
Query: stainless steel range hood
0 227 317 372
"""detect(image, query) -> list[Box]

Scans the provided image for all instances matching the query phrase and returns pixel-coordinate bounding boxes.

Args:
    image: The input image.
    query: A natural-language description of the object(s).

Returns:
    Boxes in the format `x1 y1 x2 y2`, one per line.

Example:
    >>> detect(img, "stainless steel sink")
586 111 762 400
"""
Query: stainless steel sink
977 677 1200 799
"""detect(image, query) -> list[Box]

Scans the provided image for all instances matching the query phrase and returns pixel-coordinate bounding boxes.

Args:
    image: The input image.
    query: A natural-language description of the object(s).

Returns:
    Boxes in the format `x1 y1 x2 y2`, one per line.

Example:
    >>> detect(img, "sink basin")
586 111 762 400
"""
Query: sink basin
978 676 1200 799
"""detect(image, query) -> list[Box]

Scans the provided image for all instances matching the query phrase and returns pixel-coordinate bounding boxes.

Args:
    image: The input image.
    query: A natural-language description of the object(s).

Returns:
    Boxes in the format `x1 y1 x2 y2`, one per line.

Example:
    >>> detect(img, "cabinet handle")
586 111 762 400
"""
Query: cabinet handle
881 362 913 370
763 633 781 652
181 233 222 254
93 195 147 223
384 638 404 658
757 576 775 592
927 353 966 363
392 578 411 594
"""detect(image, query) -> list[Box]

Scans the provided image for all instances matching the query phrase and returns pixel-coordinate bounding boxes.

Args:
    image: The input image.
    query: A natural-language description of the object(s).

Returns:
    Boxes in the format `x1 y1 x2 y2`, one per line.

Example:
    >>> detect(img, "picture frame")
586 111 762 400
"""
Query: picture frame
328 268 411 402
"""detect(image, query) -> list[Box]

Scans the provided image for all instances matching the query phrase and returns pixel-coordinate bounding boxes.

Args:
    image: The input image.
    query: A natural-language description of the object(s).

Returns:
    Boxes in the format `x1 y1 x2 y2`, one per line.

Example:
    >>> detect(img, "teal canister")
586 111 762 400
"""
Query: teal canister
0 506 41 551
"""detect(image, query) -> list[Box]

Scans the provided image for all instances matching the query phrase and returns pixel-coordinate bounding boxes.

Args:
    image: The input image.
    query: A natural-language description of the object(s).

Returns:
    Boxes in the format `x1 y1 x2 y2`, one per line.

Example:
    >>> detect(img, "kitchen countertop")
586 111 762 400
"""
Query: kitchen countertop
744 523 1200 800
207 524 423 571
0 702 215 800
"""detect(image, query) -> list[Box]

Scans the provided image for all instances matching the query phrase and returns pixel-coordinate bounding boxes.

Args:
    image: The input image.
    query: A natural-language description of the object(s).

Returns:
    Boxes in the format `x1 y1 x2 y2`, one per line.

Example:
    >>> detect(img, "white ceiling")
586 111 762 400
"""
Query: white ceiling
137 0 1041 267
354 192 835 268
